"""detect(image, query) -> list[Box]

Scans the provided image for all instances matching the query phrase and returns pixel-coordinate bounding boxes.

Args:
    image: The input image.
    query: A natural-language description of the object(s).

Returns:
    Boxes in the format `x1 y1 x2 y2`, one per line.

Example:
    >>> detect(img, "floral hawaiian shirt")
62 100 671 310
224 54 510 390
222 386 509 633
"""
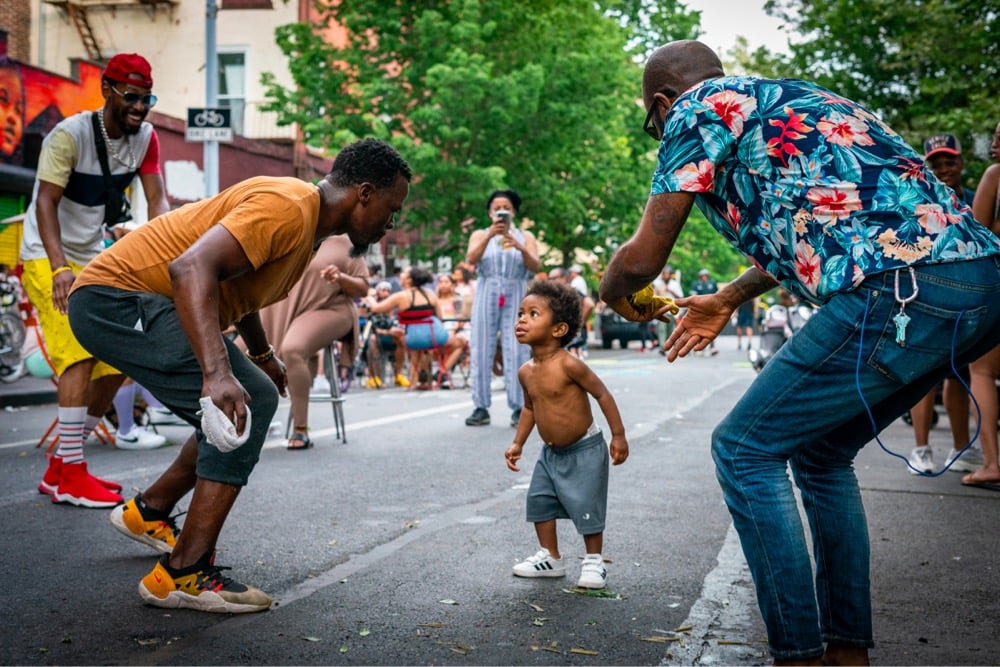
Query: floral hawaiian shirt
650 76 1000 304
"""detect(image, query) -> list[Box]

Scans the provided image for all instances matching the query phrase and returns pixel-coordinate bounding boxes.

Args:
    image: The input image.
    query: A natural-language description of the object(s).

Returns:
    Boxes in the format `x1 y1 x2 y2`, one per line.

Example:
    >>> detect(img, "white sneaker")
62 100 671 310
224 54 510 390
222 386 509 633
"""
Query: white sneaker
577 555 608 589
116 426 168 450
943 446 983 473
490 378 505 392
907 446 935 475
512 549 565 578
310 375 331 395
148 407 181 426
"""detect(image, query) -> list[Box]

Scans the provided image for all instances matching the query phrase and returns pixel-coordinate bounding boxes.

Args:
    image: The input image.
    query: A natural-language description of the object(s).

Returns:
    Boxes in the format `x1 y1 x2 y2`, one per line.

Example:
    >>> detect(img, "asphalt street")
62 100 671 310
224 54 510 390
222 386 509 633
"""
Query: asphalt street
1 338 998 666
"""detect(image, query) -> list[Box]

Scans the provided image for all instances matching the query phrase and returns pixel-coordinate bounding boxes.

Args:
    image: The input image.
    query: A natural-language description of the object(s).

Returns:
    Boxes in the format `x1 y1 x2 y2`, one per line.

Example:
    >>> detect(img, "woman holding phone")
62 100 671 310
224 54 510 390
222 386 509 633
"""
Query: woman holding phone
464 189 539 427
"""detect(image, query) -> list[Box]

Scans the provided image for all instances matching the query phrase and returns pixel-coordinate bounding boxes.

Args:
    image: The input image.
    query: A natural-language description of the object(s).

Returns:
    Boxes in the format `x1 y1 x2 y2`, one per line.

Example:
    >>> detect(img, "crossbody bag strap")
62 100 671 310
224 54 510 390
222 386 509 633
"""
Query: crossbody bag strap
91 111 123 227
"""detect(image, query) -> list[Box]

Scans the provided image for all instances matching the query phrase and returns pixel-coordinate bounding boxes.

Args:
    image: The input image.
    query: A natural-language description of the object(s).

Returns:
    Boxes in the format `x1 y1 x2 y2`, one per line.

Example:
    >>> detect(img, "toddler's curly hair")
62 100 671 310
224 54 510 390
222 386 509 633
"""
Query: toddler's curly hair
525 279 582 348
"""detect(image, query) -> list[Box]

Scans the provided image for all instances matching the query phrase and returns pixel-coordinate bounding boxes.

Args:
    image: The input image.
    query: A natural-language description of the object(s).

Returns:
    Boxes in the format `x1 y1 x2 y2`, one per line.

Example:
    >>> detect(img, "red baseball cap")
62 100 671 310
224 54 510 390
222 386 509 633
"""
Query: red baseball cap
103 53 153 88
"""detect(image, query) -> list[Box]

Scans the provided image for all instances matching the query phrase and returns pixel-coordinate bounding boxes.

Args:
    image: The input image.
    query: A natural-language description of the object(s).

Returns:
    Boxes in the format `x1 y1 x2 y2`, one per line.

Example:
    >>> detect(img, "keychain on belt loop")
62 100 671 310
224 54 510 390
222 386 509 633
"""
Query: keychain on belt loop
893 267 918 345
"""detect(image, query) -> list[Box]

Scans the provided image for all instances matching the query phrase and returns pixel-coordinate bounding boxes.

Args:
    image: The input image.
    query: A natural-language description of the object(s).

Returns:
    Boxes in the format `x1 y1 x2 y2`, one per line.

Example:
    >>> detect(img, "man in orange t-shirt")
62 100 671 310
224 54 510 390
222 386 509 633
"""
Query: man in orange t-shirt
68 138 411 614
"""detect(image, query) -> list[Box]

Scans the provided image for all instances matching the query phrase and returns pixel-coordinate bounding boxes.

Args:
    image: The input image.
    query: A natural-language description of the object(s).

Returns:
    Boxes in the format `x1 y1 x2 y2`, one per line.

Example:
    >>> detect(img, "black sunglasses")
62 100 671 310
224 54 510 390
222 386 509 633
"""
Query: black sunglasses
642 87 677 141
110 85 158 109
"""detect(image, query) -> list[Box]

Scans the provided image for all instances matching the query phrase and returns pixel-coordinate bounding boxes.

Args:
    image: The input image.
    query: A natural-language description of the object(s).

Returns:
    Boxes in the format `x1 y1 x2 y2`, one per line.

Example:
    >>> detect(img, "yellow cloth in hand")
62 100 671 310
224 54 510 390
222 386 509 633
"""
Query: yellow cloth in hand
627 284 679 317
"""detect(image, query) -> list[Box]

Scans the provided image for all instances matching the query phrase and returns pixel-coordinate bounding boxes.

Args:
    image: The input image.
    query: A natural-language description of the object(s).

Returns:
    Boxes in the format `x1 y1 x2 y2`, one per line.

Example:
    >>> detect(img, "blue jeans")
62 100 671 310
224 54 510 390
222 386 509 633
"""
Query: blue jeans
712 257 1000 661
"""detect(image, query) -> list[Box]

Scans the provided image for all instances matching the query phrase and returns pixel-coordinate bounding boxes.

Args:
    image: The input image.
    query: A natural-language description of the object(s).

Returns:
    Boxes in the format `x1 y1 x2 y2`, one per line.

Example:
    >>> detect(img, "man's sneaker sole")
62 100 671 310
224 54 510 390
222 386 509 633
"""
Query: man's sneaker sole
139 561 271 614
52 490 122 508
110 501 176 553
138 580 271 613
41 478 123 494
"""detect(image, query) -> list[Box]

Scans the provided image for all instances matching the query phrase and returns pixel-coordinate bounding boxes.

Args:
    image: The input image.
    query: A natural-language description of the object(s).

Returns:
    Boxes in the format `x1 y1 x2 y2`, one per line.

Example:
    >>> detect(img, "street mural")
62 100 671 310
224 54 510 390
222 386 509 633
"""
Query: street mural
1 30 104 168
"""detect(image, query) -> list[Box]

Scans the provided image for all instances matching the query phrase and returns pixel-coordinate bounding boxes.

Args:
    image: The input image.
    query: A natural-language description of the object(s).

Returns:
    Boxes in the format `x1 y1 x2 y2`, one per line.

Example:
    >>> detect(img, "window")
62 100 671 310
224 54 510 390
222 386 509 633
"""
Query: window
217 50 246 136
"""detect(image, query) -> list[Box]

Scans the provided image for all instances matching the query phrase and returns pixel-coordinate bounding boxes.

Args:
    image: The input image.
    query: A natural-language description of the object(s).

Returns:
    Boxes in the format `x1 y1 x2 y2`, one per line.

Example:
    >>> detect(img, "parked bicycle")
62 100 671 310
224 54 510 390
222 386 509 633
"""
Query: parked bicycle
0 268 27 383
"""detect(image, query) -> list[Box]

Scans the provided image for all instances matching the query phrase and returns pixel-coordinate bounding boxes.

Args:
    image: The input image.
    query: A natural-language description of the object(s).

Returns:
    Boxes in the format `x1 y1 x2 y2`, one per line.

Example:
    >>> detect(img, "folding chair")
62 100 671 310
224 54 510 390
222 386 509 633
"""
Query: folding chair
286 341 347 443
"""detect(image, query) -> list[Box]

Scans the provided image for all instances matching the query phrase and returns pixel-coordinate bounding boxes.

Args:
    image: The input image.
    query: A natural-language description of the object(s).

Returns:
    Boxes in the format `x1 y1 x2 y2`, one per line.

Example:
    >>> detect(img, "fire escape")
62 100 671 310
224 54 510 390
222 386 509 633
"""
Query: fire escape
43 0 178 62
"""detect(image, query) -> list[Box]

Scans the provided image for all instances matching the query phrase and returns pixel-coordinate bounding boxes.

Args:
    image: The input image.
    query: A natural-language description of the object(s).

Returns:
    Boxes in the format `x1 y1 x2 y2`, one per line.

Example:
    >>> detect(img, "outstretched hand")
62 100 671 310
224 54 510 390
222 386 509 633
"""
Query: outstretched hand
663 294 734 361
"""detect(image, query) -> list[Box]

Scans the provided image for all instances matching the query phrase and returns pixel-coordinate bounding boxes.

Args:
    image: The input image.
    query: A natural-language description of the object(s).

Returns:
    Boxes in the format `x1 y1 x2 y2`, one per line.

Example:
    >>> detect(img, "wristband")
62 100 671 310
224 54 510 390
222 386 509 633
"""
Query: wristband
246 344 275 364
52 265 73 278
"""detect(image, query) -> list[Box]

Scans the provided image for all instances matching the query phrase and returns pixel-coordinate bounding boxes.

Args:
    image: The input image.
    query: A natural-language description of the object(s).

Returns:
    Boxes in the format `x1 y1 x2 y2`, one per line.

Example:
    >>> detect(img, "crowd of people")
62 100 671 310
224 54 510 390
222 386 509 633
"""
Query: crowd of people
10 38 1000 665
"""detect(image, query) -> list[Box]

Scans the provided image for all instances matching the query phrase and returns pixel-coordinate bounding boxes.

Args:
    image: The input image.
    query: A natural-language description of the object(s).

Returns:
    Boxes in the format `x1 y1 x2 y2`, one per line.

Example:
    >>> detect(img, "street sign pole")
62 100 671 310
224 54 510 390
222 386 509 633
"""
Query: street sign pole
204 0 219 197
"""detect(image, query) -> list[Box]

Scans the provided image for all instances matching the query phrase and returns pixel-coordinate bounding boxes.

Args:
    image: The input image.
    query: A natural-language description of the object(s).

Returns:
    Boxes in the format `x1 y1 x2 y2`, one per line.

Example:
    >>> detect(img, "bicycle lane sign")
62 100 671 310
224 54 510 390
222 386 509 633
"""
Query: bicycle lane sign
185 107 233 142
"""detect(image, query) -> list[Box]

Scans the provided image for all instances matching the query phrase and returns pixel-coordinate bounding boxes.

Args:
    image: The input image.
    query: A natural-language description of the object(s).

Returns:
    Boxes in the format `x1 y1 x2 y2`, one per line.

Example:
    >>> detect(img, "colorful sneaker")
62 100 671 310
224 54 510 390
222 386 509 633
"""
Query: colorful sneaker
110 495 180 553
366 376 383 389
139 553 272 614
115 426 168 450
577 555 608 589
512 548 565 578
395 373 411 388
52 461 124 508
38 455 122 495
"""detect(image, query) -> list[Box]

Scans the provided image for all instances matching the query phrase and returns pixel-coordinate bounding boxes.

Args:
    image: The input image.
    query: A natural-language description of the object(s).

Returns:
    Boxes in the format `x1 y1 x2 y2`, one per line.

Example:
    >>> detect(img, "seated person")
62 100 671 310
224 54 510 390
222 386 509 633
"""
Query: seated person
258 234 369 449
364 281 408 388
363 267 449 389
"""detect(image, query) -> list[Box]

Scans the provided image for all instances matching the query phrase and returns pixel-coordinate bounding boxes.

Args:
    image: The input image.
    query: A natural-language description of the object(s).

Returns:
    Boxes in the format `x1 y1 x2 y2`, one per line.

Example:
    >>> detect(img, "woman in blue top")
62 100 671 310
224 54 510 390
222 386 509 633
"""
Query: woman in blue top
464 190 540 427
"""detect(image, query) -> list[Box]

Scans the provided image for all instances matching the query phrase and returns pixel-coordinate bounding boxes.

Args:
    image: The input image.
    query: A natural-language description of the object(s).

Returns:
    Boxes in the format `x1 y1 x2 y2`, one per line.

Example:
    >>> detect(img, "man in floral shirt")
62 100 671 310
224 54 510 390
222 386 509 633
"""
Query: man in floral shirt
600 40 1000 665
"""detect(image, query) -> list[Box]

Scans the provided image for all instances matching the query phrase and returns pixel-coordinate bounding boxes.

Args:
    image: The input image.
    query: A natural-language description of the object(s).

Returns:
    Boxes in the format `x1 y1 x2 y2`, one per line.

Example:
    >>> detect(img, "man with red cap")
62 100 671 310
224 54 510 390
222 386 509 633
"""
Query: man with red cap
20 52 169 508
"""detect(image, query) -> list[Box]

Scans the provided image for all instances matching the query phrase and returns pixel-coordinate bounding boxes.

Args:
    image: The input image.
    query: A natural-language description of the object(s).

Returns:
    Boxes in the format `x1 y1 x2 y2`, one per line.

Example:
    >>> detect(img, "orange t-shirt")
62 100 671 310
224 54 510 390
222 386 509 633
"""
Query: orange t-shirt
74 176 321 328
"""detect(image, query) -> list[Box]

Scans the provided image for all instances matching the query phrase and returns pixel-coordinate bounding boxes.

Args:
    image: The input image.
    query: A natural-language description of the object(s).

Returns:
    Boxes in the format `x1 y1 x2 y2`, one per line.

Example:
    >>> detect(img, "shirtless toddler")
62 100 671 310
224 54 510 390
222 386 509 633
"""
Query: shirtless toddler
505 280 628 589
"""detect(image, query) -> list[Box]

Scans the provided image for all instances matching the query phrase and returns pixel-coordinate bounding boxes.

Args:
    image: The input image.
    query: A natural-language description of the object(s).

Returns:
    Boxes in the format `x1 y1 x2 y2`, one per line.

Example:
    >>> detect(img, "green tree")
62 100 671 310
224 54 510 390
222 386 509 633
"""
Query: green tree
757 0 1000 187
262 0 713 272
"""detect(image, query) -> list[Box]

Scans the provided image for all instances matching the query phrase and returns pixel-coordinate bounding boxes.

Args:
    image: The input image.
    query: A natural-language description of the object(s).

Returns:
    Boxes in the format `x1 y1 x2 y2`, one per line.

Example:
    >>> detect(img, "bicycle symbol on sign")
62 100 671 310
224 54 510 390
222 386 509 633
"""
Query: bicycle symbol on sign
193 109 226 127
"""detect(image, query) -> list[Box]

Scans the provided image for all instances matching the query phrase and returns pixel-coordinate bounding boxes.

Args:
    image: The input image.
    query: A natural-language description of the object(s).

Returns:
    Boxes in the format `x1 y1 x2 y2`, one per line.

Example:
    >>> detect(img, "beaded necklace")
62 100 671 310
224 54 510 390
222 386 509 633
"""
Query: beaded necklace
96 110 136 170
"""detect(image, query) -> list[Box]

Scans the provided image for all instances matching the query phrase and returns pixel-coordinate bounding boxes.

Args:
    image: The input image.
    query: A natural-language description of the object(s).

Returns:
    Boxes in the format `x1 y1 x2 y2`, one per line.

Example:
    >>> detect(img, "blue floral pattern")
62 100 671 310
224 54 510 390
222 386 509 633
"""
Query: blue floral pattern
651 76 1000 303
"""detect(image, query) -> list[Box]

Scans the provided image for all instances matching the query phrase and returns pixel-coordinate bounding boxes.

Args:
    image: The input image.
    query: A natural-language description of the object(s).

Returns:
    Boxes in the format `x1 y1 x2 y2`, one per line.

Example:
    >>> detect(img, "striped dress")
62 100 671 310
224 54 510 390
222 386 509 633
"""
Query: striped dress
469 230 532 412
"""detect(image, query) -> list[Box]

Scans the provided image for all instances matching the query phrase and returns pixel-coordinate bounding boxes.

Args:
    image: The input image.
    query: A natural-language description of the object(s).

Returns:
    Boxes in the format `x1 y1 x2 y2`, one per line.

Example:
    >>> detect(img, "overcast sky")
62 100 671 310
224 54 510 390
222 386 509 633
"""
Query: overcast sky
684 0 791 55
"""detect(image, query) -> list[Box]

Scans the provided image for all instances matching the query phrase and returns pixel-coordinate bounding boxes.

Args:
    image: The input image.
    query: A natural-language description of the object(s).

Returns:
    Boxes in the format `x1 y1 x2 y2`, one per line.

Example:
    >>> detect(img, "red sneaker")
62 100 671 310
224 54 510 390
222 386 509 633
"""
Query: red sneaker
52 461 124 508
38 455 123 495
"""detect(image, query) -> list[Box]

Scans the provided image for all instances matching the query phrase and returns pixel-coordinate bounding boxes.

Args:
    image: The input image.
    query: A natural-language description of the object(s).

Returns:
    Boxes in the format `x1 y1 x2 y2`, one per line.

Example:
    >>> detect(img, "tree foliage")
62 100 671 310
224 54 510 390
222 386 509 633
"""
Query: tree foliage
756 0 1000 188
260 0 743 280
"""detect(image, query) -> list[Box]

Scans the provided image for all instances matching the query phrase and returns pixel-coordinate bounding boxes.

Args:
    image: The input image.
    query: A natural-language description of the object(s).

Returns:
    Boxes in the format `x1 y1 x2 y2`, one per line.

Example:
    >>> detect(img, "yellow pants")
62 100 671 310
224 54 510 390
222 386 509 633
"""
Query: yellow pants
21 258 119 379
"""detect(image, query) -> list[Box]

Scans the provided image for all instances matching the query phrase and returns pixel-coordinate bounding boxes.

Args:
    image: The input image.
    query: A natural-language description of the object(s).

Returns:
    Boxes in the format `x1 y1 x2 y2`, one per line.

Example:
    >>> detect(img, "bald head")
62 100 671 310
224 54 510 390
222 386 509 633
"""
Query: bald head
642 40 725 109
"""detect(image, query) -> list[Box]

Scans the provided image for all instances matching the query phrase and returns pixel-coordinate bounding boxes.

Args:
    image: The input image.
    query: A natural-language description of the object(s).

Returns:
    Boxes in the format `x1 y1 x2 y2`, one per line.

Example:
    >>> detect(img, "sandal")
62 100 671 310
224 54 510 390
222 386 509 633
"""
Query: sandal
287 432 313 450
960 470 1000 490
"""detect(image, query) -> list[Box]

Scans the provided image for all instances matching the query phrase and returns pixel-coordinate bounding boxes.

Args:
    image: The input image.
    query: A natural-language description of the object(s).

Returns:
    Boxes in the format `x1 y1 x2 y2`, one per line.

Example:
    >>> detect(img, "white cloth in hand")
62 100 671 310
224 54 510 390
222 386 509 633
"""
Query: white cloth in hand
198 396 252 452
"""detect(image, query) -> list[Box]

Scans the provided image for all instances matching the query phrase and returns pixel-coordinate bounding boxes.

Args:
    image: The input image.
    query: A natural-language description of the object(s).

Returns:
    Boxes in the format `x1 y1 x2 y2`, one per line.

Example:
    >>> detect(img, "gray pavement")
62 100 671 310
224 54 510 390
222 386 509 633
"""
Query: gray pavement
0 338 998 665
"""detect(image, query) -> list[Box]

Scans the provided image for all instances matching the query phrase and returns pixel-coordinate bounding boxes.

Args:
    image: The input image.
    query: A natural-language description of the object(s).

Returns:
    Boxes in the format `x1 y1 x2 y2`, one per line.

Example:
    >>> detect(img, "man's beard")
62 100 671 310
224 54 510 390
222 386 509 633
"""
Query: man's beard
117 106 146 135
349 243 368 258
